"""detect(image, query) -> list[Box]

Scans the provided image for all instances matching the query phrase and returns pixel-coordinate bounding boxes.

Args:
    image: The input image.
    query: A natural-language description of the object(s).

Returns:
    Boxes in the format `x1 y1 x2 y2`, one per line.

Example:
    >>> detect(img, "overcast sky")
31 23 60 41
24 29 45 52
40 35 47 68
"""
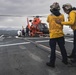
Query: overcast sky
0 0 76 30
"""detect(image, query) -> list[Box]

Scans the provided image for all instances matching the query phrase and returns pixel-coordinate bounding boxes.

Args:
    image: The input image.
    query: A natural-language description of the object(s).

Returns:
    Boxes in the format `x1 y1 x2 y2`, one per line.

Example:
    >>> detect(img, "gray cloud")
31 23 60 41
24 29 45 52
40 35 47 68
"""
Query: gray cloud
0 0 51 15
0 0 76 29
0 0 76 15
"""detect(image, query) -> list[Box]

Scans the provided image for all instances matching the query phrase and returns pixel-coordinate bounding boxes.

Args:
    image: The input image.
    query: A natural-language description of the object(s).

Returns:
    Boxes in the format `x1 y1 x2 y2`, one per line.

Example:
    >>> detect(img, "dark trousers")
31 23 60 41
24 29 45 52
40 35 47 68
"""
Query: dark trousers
71 30 76 58
49 37 67 64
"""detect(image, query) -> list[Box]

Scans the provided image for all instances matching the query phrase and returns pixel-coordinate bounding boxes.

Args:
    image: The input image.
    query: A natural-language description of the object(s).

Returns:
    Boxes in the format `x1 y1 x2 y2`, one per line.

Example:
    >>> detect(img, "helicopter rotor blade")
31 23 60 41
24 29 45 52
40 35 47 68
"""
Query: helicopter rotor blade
0 14 24 17
28 15 47 18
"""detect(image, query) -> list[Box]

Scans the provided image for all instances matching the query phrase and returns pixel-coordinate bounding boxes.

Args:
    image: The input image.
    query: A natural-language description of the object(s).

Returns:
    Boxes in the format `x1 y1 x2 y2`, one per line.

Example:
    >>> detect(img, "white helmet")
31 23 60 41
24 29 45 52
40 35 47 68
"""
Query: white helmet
62 3 72 10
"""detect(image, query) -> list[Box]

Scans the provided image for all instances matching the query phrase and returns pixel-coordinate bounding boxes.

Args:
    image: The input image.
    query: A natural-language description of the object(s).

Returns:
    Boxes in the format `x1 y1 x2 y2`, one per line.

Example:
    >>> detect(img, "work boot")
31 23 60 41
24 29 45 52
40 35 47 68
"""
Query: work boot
62 60 68 65
67 55 74 58
46 62 55 68
70 59 76 63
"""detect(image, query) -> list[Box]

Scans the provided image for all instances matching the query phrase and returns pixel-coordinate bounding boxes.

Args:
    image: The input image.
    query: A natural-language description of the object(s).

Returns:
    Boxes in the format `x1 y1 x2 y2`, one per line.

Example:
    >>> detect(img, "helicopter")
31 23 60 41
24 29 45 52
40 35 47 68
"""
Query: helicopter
26 16 49 37
0 14 73 37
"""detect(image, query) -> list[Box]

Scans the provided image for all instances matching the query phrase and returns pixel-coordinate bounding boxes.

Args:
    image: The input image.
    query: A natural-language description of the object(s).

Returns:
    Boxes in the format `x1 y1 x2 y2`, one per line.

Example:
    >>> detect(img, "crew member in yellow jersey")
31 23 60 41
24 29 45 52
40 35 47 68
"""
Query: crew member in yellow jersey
56 3 76 63
46 2 68 68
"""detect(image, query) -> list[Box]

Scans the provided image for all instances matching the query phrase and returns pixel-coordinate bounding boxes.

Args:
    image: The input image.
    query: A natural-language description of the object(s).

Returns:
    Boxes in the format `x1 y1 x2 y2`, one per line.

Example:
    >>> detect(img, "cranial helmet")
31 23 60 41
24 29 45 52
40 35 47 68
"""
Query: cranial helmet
50 2 60 11
62 3 72 10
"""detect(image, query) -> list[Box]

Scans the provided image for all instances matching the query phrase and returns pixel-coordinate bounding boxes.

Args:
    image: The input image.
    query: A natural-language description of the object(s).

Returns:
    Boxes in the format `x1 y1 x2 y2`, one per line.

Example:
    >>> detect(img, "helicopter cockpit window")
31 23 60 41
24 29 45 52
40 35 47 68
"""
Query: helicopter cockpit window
44 24 47 27
41 24 44 28
38 24 44 29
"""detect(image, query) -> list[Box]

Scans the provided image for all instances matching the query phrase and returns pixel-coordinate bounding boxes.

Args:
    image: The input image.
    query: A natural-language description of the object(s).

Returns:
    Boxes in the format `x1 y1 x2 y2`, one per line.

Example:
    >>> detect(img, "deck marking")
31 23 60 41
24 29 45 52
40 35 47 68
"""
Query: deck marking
36 40 49 43
0 42 30 47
